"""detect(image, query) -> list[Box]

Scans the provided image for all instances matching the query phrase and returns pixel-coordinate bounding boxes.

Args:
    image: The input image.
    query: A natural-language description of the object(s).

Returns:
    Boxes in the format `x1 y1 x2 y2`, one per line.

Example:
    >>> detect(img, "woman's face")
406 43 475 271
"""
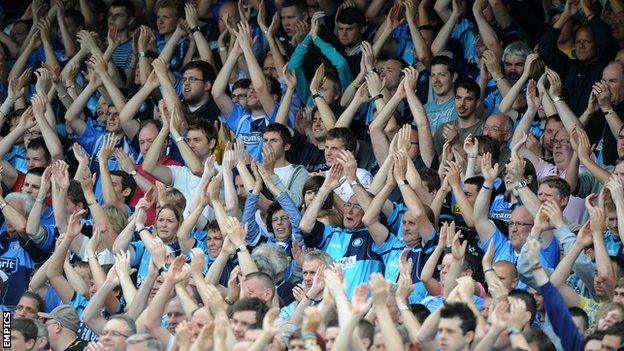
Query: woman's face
206 229 224 258
597 308 623 331
304 189 317 208
156 208 180 241
271 209 292 241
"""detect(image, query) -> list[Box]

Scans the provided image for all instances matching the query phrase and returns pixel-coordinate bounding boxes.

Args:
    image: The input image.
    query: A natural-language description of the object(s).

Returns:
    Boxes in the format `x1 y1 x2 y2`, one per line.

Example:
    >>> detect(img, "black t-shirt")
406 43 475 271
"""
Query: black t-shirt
286 130 327 172
64 338 88 351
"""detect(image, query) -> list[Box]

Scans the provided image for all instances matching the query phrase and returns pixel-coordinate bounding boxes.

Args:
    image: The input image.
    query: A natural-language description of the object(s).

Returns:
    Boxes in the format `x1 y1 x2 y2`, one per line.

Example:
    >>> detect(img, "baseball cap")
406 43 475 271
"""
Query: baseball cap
38 305 80 333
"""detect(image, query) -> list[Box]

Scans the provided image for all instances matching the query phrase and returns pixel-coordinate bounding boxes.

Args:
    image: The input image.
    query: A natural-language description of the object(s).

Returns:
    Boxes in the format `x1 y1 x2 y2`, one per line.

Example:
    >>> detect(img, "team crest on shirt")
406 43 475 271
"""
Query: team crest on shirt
352 238 363 247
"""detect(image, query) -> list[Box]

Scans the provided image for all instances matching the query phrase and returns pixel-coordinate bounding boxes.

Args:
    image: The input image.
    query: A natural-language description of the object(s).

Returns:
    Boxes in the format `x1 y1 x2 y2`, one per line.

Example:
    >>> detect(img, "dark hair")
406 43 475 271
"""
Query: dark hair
583 332 606 349
409 304 431 324
27 167 46 177
182 60 216 84
68 180 87 210
187 120 218 150
232 78 252 91
65 9 86 28
604 321 624 341
522 329 555 351
27 137 51 163
464 176 485 192
12 318 38 342
326 128 357 153
439 302 476 334
264 123 293 146
109 0 136 17
336 6 366 27
140 119 163 132
265 75 282 100
266 201 286 234
418 168 441 192
539 176 571 200
475 135 500 162
110 170 137 202
569 307 589 331
157 204 183 224
109 314 138 335
509 289 537 324
229 297 269 328
19 291 45 313
206 220 220 233
302 176 332 210
281 0 308 15
455 80 481 101
430 55 456 76
155 0 184 17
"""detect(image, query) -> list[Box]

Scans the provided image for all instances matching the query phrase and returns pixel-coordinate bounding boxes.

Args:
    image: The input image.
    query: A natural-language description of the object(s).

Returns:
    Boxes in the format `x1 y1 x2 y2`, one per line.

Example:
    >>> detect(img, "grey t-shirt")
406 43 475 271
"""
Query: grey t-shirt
433 120 485 155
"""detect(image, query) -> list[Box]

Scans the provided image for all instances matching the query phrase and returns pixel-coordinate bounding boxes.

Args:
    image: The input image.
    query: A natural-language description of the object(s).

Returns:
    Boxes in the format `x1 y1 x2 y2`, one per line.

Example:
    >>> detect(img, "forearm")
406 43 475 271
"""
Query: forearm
376 305 403 351
510 108 537 147
451 184 475 228
83 282 116 334
335 96 363 128
312 96 337 129
550 243 583 287
499 76 528 113
127 269 158 319
223 170 241 217
407 90 435 165
369 157 392 195
36 110 63 159
100 73 127 112
158 32 184 63
300 187 332 233
421 247 444 283
100 164 124 207
518 188 540 216
579 156 611 185
553 99 583 131
431 13 460 54
26 199 45 239
112 219 137 253
565 154 580 192
275 88 295 126
593 230 615 281
205 253 230 286
177 206 204 253
138 280 175 329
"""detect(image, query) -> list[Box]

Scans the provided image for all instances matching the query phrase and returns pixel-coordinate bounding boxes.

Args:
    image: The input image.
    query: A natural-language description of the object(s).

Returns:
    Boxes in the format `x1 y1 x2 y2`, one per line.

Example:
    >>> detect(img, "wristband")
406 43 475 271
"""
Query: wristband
219 47 227 52
531 263 543 271
603 108 615 115
35 197 45 204
0 202 7 211
87 200 97 206
301 331 316 340
224 297 234 305
236 245 248 253
398 305 410 312
371 93 384 102
398 179 409 188
494 75 505 83
352 82 361 88
311 92 323 100
552 96 564 103
507 326 522 335
190 26 201 34
350 179 360 187
174 136 185 143
482 184 491 190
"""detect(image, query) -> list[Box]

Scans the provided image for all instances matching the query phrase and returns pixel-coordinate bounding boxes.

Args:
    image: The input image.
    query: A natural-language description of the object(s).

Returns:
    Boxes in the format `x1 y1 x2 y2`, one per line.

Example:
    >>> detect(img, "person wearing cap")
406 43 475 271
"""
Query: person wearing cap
39 305 88 351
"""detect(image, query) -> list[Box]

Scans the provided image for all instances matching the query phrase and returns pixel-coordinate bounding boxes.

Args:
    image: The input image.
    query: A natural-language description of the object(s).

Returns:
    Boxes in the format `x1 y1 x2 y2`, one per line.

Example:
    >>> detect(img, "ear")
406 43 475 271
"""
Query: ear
465 330 475 344
122 187 132 197
204 81 212 93
452 72 458 83
284 143 291 152
512 277 519 289
26 339 36 350
208 138 217 150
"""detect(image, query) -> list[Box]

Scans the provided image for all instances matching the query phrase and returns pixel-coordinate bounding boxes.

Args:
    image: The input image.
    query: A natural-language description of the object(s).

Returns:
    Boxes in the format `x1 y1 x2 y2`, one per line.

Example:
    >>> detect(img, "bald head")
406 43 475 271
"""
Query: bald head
493 261 518 290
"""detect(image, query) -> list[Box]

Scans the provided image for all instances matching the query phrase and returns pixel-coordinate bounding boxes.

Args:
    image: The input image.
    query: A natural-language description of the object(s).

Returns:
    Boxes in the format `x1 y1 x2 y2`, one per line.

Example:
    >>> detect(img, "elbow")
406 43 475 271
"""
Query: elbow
362 214 374 227
190 166 204 177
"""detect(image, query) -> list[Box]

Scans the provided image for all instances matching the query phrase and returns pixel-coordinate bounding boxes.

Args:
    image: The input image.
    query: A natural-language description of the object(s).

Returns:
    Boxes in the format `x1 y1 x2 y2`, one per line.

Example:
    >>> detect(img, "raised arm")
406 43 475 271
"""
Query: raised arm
300 164 343 234
99 135 126 209
431 0 463 55
472 0 502 56
404 68 435 167
405 1 432 67
185 4 216 69
362 172 396 245
473 154 499 243
141 101 174 185
118 72 160 141
211 39 241 118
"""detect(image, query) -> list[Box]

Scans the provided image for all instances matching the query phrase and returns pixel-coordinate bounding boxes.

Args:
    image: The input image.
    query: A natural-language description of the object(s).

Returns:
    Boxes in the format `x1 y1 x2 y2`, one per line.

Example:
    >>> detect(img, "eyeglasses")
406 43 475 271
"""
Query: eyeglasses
100 330 129 338
483 125 505 133
552 139 571 146
181 77 205 84
343 202 363 211
509 221 533 228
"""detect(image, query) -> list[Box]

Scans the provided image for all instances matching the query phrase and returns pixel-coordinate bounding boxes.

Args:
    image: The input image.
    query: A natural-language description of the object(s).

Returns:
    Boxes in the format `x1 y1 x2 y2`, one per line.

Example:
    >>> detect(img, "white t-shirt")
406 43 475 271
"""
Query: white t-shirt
168 165 215 220
79 236 115 265
328 168 373 202
274 164 295 186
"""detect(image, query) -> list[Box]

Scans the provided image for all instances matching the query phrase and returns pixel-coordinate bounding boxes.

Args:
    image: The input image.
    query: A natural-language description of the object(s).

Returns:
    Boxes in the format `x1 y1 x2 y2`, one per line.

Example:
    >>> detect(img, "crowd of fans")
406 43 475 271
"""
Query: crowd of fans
4 0 624 350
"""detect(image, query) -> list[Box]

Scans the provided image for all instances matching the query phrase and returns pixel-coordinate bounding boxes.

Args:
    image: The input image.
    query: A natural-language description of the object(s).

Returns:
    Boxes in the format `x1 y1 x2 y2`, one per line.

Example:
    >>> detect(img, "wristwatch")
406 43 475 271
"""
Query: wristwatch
312 91 324 100
350 179 360 187
552 96 564 103
0 202 7 211
514 180 527 191
190 26 202 34
158 263 170 275
398 179 409 188
507 326 522 335
129 170 138 176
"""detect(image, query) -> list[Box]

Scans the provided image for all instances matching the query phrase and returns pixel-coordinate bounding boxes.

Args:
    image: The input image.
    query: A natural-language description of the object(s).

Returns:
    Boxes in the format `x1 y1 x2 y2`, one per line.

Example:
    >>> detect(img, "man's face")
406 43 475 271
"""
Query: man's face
302 259 325 291
343 195 364 229
402 211 421 248
437 317 470 351
380 60 402 90
337 22 361 47
463 184 479 206
408 128 420 160
156 7 179 35
537 184 567 209
218 3 240 33
288 339 306 351
494 264 517 290
22 174 42 197
618 128 624 157
139 123 160 156
245 85 262 110
439 253 453 281
483 115 510 144
454 87 478 119
27 148 48 170
182 68 210 105
110 174 127 201
324 327 340 350
15 296 39 319
108 6 132 33
543 119 564 153
320 79 340 104
271 209 292 241
187 129 211 158
232 87 249 108
312 113 328 141
281 6 305 37
263 131 289 160
245 278 272 303
106 106 122 133
614 286 624 304
602 64 624 105
584 339 602 351
597 308 623 331
235 175 246 202
552 129 573 167
509 207 533 250
100 319 131 351
10 330 35 351
206 229 223 258
11 22 29 44
431 64 455 97
574 27 596 62
263 55 278 79
503 54 526 82
602 335 623 351
166 299 186 333
615 162 624 181
324 138 346 166
231 311 257 341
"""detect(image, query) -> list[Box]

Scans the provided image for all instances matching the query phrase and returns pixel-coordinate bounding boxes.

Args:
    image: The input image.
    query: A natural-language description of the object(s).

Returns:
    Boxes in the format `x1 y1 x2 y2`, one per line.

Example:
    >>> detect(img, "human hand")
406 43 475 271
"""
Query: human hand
546 68 562 97
450 228 467 261
526 79 541 111
541 200 564 229
526 238 541 266
481 50 502 78
481 152 499 184
282 64 297 89
224 216 247 247
302 307 322 333
310 63 325 95
365 71 385 96
30 92 48 118
66 209 86 239
309 11 324 39
395 270 413 305
185 3 199 29
463 134 478 158
107 24 121 49
98 134 118 162
17 107 37 131
352 284 373 317
114 251 136 278
361 41 375 73
322 163 345 190
508 298 527 330
592 81 612 111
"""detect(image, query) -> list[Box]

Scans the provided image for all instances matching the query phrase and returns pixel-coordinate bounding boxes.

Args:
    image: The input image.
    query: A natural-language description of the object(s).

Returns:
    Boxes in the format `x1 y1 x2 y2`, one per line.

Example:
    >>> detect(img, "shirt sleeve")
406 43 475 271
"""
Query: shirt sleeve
75 124 103 157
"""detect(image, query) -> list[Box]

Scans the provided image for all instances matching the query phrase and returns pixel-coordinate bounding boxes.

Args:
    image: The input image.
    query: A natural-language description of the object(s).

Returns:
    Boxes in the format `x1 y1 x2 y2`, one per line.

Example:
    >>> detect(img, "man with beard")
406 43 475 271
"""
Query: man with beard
425 56 458 133
180 61 220 123
433 80 485 155
336 7 367 76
